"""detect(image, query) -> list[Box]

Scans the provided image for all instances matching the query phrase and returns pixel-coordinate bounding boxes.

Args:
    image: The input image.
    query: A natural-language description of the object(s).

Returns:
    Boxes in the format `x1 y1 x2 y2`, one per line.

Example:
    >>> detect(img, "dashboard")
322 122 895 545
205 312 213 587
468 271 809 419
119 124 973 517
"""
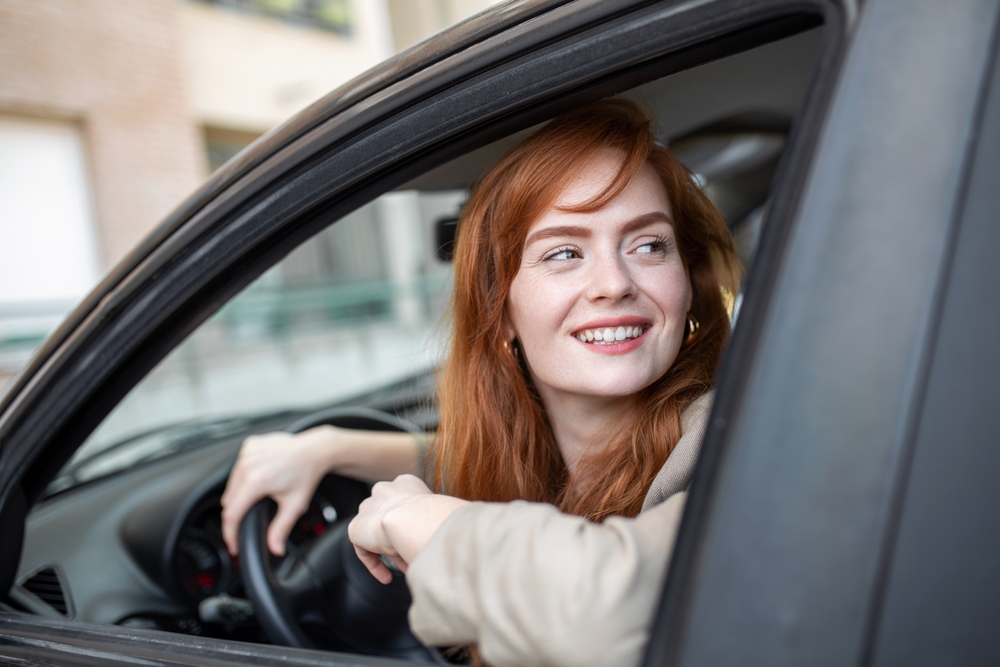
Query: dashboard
9 373 436 642
10 431 366 642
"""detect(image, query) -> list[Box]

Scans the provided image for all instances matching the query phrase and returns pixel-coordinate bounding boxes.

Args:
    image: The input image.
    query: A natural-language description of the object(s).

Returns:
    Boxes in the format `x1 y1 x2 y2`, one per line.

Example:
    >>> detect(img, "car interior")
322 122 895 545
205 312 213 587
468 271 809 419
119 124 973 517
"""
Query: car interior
5 25 825 660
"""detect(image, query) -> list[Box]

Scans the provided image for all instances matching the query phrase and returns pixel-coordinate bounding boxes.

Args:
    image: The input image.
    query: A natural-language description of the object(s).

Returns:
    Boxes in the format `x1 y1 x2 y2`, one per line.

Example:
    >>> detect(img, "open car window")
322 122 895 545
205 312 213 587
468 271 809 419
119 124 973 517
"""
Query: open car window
52 190 462 495
47 26 822 497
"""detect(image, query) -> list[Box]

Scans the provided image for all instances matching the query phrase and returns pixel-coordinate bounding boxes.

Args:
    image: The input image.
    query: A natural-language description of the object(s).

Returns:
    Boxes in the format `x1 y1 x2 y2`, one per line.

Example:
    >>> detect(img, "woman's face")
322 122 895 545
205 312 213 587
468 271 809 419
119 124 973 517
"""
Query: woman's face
506 150 692 405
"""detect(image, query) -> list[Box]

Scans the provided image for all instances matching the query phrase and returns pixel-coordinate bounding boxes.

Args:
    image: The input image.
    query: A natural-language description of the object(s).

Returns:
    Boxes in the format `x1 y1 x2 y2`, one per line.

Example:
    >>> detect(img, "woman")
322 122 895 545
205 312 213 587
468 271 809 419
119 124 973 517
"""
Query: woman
221 99 740 666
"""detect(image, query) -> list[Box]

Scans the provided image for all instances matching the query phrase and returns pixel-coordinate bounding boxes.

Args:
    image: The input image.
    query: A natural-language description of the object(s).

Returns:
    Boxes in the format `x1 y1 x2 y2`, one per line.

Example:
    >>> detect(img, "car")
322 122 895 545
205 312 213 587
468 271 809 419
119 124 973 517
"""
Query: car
2 0 1000 665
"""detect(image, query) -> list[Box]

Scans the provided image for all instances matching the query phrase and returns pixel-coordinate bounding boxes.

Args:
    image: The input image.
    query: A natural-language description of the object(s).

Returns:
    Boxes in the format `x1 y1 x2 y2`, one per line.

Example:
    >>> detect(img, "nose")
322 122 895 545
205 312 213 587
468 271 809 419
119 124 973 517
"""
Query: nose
585 252 636 302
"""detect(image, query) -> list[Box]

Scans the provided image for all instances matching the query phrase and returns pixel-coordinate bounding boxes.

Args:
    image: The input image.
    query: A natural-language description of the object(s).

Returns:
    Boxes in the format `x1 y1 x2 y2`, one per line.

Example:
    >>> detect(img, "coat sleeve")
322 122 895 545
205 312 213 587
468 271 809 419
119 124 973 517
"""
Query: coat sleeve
406 491 687 667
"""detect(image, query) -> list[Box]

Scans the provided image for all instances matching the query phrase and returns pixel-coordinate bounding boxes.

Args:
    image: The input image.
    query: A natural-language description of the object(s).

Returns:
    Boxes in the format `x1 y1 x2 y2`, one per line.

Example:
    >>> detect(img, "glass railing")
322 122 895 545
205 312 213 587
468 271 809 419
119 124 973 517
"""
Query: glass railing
215 275 451 334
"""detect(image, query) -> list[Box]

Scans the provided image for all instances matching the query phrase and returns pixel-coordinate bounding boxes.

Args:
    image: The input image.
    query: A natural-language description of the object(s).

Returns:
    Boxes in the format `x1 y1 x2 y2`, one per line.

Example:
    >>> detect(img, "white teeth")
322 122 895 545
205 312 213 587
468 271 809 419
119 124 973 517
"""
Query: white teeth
574 325 646 344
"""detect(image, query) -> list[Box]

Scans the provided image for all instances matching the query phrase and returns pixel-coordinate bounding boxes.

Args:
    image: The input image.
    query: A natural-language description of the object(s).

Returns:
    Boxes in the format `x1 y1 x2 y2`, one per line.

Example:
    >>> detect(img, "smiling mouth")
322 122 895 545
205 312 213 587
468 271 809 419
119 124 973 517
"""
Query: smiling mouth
574 325 648 344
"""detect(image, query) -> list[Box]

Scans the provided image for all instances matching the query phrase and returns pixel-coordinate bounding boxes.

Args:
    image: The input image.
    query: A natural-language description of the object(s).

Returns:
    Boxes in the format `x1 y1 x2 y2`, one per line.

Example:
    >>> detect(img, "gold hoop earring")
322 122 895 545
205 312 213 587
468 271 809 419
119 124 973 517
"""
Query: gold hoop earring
502 338 519 359
683 313 700 347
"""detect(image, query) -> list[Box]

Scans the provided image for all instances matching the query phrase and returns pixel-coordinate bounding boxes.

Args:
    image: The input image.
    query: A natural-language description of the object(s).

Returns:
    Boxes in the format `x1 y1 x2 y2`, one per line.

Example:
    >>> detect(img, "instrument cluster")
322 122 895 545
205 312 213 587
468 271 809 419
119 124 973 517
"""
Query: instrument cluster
173 493 342 604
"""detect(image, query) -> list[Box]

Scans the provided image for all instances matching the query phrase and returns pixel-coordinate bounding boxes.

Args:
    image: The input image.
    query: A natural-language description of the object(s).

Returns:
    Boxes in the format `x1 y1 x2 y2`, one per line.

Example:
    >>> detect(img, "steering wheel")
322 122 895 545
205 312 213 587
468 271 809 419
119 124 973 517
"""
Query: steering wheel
237 407 438 662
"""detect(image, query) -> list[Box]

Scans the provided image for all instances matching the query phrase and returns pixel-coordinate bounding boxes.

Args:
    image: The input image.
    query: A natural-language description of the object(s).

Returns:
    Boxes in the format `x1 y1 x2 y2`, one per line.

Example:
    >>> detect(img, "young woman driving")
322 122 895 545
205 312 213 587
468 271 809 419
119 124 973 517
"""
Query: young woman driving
221 99 740 667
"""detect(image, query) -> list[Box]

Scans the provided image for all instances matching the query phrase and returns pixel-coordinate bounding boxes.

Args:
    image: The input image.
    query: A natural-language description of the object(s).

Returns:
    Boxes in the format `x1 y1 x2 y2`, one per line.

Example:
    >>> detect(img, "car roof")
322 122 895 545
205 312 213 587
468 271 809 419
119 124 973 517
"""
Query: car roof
402 28 822 192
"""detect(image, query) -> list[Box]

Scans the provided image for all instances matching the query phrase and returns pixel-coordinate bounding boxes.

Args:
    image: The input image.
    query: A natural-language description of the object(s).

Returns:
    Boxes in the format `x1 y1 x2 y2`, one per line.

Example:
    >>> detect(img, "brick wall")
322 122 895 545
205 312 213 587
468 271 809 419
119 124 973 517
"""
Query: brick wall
0 0 205 269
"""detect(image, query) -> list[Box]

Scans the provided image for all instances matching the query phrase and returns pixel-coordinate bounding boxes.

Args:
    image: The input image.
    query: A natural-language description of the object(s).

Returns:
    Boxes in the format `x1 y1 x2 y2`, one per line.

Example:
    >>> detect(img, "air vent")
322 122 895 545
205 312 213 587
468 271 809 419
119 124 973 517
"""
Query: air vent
21 566 69 616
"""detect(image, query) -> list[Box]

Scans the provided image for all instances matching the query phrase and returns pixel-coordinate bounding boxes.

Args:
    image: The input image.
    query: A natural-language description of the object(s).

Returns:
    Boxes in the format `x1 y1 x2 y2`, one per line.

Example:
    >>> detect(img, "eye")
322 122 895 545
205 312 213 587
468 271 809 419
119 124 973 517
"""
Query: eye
635 236 670 254
543 246 581 261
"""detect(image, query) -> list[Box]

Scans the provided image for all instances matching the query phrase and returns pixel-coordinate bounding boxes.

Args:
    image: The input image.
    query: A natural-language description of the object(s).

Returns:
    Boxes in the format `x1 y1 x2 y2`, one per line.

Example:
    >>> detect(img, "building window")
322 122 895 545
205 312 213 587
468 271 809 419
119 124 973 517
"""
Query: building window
191 0 352 35
203 126 263 174
0 115 101 379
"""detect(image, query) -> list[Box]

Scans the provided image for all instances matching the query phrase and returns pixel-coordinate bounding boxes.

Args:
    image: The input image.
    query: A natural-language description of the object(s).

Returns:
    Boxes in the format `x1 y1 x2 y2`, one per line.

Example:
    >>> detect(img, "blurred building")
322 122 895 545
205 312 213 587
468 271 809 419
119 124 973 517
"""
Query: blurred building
0 0 504 393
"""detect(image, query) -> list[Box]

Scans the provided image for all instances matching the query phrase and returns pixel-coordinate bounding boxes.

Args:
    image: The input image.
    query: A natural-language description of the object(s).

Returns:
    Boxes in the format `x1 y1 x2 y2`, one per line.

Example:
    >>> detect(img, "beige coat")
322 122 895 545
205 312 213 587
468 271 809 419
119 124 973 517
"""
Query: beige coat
406 392 713 667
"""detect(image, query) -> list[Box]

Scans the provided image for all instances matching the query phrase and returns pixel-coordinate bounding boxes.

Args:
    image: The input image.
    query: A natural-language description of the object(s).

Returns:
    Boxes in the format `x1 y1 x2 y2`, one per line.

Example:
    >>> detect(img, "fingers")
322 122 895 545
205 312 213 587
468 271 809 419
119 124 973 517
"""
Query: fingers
220 436 268 555
348 480 417 581
266 497 309 557
391 473 433 494
354 545 394 585
221 484 309 557
388 554 409 574
221 432 316 555
221 486 262 556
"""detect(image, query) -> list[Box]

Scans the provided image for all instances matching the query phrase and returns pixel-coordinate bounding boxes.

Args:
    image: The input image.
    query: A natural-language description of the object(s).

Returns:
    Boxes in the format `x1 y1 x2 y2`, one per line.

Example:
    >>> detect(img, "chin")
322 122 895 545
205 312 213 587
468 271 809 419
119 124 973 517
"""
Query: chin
583 375 662 398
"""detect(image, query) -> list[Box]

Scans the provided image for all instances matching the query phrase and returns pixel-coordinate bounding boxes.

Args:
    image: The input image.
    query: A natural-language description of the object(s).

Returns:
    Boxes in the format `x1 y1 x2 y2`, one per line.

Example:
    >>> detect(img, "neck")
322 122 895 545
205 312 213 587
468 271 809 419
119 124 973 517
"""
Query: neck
535 387 630 477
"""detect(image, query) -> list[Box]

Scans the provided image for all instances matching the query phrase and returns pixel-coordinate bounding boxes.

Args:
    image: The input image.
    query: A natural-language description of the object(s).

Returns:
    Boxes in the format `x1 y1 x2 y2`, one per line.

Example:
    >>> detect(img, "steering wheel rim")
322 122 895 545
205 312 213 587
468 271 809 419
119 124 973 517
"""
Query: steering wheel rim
237 406 436 661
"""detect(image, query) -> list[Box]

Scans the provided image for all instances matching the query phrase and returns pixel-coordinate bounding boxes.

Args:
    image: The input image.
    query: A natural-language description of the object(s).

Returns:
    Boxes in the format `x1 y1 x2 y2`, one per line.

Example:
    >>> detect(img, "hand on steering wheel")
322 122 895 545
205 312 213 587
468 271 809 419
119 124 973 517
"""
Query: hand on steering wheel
234 407 439 662
221 428 334 556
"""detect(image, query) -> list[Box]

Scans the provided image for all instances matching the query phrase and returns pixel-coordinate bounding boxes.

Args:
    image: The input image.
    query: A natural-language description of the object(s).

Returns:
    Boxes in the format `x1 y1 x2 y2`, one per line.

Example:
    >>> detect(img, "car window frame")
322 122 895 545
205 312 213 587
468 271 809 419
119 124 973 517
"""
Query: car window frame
0 0 856 664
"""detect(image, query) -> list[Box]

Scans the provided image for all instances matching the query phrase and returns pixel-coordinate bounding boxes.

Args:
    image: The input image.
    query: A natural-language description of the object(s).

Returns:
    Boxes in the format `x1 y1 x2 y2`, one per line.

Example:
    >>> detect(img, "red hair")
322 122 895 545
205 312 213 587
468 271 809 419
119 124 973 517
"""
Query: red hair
430 99 741 521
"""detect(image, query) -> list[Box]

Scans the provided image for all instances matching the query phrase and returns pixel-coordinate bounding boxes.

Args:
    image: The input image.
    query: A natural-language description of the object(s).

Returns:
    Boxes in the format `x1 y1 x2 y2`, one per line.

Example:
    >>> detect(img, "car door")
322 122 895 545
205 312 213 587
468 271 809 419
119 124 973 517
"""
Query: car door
647 1 1000 666
0 0 862 665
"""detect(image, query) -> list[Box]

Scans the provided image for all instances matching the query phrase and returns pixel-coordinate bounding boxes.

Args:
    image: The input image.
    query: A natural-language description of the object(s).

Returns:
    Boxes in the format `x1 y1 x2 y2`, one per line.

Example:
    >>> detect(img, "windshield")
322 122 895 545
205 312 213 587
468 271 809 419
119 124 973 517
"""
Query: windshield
45 411 301 497
52 190 460 495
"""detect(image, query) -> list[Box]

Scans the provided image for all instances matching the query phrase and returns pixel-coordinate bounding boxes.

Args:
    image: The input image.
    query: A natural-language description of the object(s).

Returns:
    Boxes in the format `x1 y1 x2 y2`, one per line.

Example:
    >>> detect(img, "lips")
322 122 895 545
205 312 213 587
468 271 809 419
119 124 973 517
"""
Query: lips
574 324 647 344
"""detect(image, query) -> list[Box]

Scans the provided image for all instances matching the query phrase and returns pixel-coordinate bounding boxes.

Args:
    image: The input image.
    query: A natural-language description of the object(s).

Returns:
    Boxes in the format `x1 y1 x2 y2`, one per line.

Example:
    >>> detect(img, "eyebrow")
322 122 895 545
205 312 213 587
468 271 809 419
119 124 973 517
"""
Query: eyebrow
524 211 673 247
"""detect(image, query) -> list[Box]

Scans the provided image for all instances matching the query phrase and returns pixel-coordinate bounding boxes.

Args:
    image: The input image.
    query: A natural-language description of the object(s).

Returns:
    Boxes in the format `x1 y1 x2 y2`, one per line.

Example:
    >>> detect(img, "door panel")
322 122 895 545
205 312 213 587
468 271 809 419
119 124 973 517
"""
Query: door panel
869 25 1000 666
0 612 402 667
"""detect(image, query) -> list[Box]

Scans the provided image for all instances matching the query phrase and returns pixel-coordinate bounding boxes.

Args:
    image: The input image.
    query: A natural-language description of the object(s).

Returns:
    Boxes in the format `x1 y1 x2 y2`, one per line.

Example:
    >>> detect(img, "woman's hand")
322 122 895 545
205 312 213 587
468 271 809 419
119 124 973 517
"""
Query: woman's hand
348 474 468 584
221 426 340 556
222 426 422 557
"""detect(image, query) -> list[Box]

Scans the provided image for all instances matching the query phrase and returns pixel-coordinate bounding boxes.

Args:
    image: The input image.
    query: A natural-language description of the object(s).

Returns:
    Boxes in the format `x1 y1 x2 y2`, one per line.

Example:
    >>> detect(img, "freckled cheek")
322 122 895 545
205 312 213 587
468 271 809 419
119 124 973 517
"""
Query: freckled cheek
663 286 691 316
507 277 579 348
638 269 691 322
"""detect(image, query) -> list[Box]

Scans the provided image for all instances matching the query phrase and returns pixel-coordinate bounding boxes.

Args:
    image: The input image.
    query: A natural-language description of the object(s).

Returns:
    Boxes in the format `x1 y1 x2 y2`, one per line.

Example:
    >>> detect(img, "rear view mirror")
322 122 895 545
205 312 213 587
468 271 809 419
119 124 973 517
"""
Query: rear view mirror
435 216 458 262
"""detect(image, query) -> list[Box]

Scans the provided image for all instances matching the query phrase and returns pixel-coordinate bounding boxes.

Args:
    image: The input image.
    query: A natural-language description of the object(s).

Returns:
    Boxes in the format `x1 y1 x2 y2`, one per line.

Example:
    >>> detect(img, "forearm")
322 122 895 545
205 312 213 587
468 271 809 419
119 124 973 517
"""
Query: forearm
313 427 423 482
224 428 425 556
382 494 469 565
406 493 687 667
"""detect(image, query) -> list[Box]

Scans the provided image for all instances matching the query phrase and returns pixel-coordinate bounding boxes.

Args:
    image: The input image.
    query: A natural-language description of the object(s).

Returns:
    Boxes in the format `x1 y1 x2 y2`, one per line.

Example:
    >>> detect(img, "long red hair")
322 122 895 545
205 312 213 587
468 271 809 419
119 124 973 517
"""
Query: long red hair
429 99 741 521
